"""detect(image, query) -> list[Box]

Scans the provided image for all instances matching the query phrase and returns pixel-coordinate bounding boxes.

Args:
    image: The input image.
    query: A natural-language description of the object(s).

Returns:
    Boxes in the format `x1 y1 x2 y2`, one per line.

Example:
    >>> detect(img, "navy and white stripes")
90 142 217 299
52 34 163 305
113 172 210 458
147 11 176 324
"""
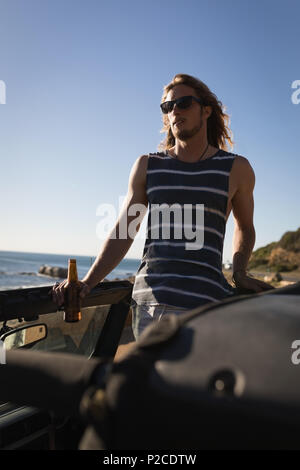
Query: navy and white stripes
131 148 238 309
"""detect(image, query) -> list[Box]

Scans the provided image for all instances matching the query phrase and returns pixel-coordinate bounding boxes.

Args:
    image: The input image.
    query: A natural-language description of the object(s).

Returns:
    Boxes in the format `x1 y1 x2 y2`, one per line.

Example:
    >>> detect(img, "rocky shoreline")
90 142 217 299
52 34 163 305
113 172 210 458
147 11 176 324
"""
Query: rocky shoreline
40 264 297 290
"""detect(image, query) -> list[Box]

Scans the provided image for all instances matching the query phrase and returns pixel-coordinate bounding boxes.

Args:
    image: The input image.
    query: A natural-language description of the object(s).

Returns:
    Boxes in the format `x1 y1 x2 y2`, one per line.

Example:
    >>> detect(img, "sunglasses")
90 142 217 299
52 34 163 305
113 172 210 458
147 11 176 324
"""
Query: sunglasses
160 95 204 114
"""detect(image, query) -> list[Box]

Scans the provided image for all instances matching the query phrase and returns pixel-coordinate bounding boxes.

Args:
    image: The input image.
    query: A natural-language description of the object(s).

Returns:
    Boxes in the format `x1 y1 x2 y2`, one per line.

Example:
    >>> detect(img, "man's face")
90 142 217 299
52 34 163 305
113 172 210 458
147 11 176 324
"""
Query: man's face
165 84 211 141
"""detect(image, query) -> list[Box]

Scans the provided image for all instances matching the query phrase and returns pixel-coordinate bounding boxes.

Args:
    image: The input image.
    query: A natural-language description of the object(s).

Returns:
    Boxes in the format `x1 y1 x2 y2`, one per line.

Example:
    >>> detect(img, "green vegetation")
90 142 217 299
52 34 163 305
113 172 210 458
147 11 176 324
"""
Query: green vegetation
248 227 300 272
278 227 300 253
248 242 277 269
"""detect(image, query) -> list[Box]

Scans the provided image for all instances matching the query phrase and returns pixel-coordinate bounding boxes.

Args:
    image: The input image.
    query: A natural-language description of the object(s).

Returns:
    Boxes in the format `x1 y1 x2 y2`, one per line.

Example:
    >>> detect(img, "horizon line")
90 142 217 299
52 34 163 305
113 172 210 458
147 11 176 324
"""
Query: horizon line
0 249 141 261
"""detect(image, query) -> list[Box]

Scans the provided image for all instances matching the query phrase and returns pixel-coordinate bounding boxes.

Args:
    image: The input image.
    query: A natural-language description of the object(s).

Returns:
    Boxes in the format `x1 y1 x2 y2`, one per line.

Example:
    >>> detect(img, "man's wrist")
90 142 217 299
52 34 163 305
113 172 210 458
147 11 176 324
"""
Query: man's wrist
232 269 247 285
81 278 94 290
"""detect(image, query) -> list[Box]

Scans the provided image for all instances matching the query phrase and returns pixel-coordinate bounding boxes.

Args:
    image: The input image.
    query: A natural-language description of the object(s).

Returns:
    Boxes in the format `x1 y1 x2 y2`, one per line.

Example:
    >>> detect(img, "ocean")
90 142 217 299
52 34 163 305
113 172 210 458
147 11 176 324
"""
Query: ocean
0 250 141 291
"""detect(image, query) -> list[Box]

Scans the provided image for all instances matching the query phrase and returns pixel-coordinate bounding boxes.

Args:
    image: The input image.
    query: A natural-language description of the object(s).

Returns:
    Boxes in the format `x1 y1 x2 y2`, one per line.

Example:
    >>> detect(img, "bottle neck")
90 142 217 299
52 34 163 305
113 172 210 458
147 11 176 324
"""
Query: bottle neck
67 259 78 282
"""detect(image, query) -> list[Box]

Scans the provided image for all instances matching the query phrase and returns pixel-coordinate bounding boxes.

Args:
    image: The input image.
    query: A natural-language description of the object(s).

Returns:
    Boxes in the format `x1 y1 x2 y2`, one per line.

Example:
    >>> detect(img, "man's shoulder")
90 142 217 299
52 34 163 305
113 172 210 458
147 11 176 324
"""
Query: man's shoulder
231 154 253 173
228 152 255 191
133 152 166 173
136 152 167 162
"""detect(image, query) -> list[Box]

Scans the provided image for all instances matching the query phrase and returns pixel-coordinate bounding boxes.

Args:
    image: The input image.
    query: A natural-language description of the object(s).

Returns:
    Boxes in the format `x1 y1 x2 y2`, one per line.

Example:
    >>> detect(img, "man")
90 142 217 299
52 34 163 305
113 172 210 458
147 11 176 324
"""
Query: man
52 74 274 338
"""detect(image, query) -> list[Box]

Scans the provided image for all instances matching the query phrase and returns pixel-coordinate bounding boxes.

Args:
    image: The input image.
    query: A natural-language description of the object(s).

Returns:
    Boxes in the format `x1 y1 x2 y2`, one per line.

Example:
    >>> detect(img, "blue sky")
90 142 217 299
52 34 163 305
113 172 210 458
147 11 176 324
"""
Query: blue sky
0 0 299 263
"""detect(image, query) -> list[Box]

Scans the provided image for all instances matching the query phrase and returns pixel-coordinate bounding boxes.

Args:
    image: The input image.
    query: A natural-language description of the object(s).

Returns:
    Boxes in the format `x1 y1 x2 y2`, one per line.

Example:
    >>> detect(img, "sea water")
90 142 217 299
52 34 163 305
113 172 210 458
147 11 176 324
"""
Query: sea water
0 250 140 291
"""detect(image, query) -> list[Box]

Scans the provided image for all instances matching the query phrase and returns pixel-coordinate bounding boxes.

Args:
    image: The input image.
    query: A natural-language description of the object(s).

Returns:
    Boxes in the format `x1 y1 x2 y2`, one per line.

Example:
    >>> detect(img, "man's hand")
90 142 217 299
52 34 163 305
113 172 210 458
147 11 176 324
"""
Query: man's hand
233 271 275 293
51 280 92 307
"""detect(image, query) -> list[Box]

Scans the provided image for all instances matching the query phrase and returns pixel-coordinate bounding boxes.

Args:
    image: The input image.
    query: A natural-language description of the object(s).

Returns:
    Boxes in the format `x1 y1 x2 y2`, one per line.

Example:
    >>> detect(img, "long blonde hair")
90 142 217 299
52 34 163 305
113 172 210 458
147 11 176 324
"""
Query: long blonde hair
159 74 234 151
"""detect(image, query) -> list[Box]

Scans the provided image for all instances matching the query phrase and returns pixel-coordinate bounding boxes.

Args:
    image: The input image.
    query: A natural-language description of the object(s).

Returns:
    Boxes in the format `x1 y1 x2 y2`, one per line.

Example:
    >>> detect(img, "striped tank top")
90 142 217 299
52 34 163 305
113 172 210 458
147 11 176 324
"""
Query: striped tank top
131 148 238 309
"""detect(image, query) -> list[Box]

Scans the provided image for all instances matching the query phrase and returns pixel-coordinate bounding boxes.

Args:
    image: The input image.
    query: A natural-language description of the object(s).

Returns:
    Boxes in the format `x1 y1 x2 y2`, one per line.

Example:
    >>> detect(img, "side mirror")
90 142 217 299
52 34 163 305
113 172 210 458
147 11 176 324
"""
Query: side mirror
1 324 48 350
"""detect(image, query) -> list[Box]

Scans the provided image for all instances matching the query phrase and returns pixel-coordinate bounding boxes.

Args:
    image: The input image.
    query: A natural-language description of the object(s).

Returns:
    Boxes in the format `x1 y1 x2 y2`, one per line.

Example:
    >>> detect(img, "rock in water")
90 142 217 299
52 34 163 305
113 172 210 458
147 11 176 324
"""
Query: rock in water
39 265 68 278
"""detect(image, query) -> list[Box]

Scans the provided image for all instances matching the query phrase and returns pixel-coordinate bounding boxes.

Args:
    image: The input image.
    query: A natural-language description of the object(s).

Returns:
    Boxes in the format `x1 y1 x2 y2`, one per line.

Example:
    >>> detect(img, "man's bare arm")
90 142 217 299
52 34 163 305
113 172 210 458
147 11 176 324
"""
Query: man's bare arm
231 157 274 292
231 157 256 276
52 155 149 306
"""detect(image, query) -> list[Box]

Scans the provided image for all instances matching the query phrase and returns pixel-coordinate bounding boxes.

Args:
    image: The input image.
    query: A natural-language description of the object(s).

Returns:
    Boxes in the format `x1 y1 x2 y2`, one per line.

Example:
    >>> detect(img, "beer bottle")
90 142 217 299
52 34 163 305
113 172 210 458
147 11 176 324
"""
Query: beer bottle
64 259 82 322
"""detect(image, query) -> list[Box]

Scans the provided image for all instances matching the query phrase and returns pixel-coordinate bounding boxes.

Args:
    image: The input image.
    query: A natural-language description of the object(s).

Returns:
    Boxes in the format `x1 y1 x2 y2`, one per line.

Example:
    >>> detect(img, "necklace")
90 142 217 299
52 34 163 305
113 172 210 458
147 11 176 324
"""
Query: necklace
174 143 210 162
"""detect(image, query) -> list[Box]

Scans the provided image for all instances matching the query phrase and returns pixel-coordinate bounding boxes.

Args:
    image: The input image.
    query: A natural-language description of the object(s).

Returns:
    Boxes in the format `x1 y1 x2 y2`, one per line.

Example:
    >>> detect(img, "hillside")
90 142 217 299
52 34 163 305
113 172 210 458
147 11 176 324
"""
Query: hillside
248 227 300 272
